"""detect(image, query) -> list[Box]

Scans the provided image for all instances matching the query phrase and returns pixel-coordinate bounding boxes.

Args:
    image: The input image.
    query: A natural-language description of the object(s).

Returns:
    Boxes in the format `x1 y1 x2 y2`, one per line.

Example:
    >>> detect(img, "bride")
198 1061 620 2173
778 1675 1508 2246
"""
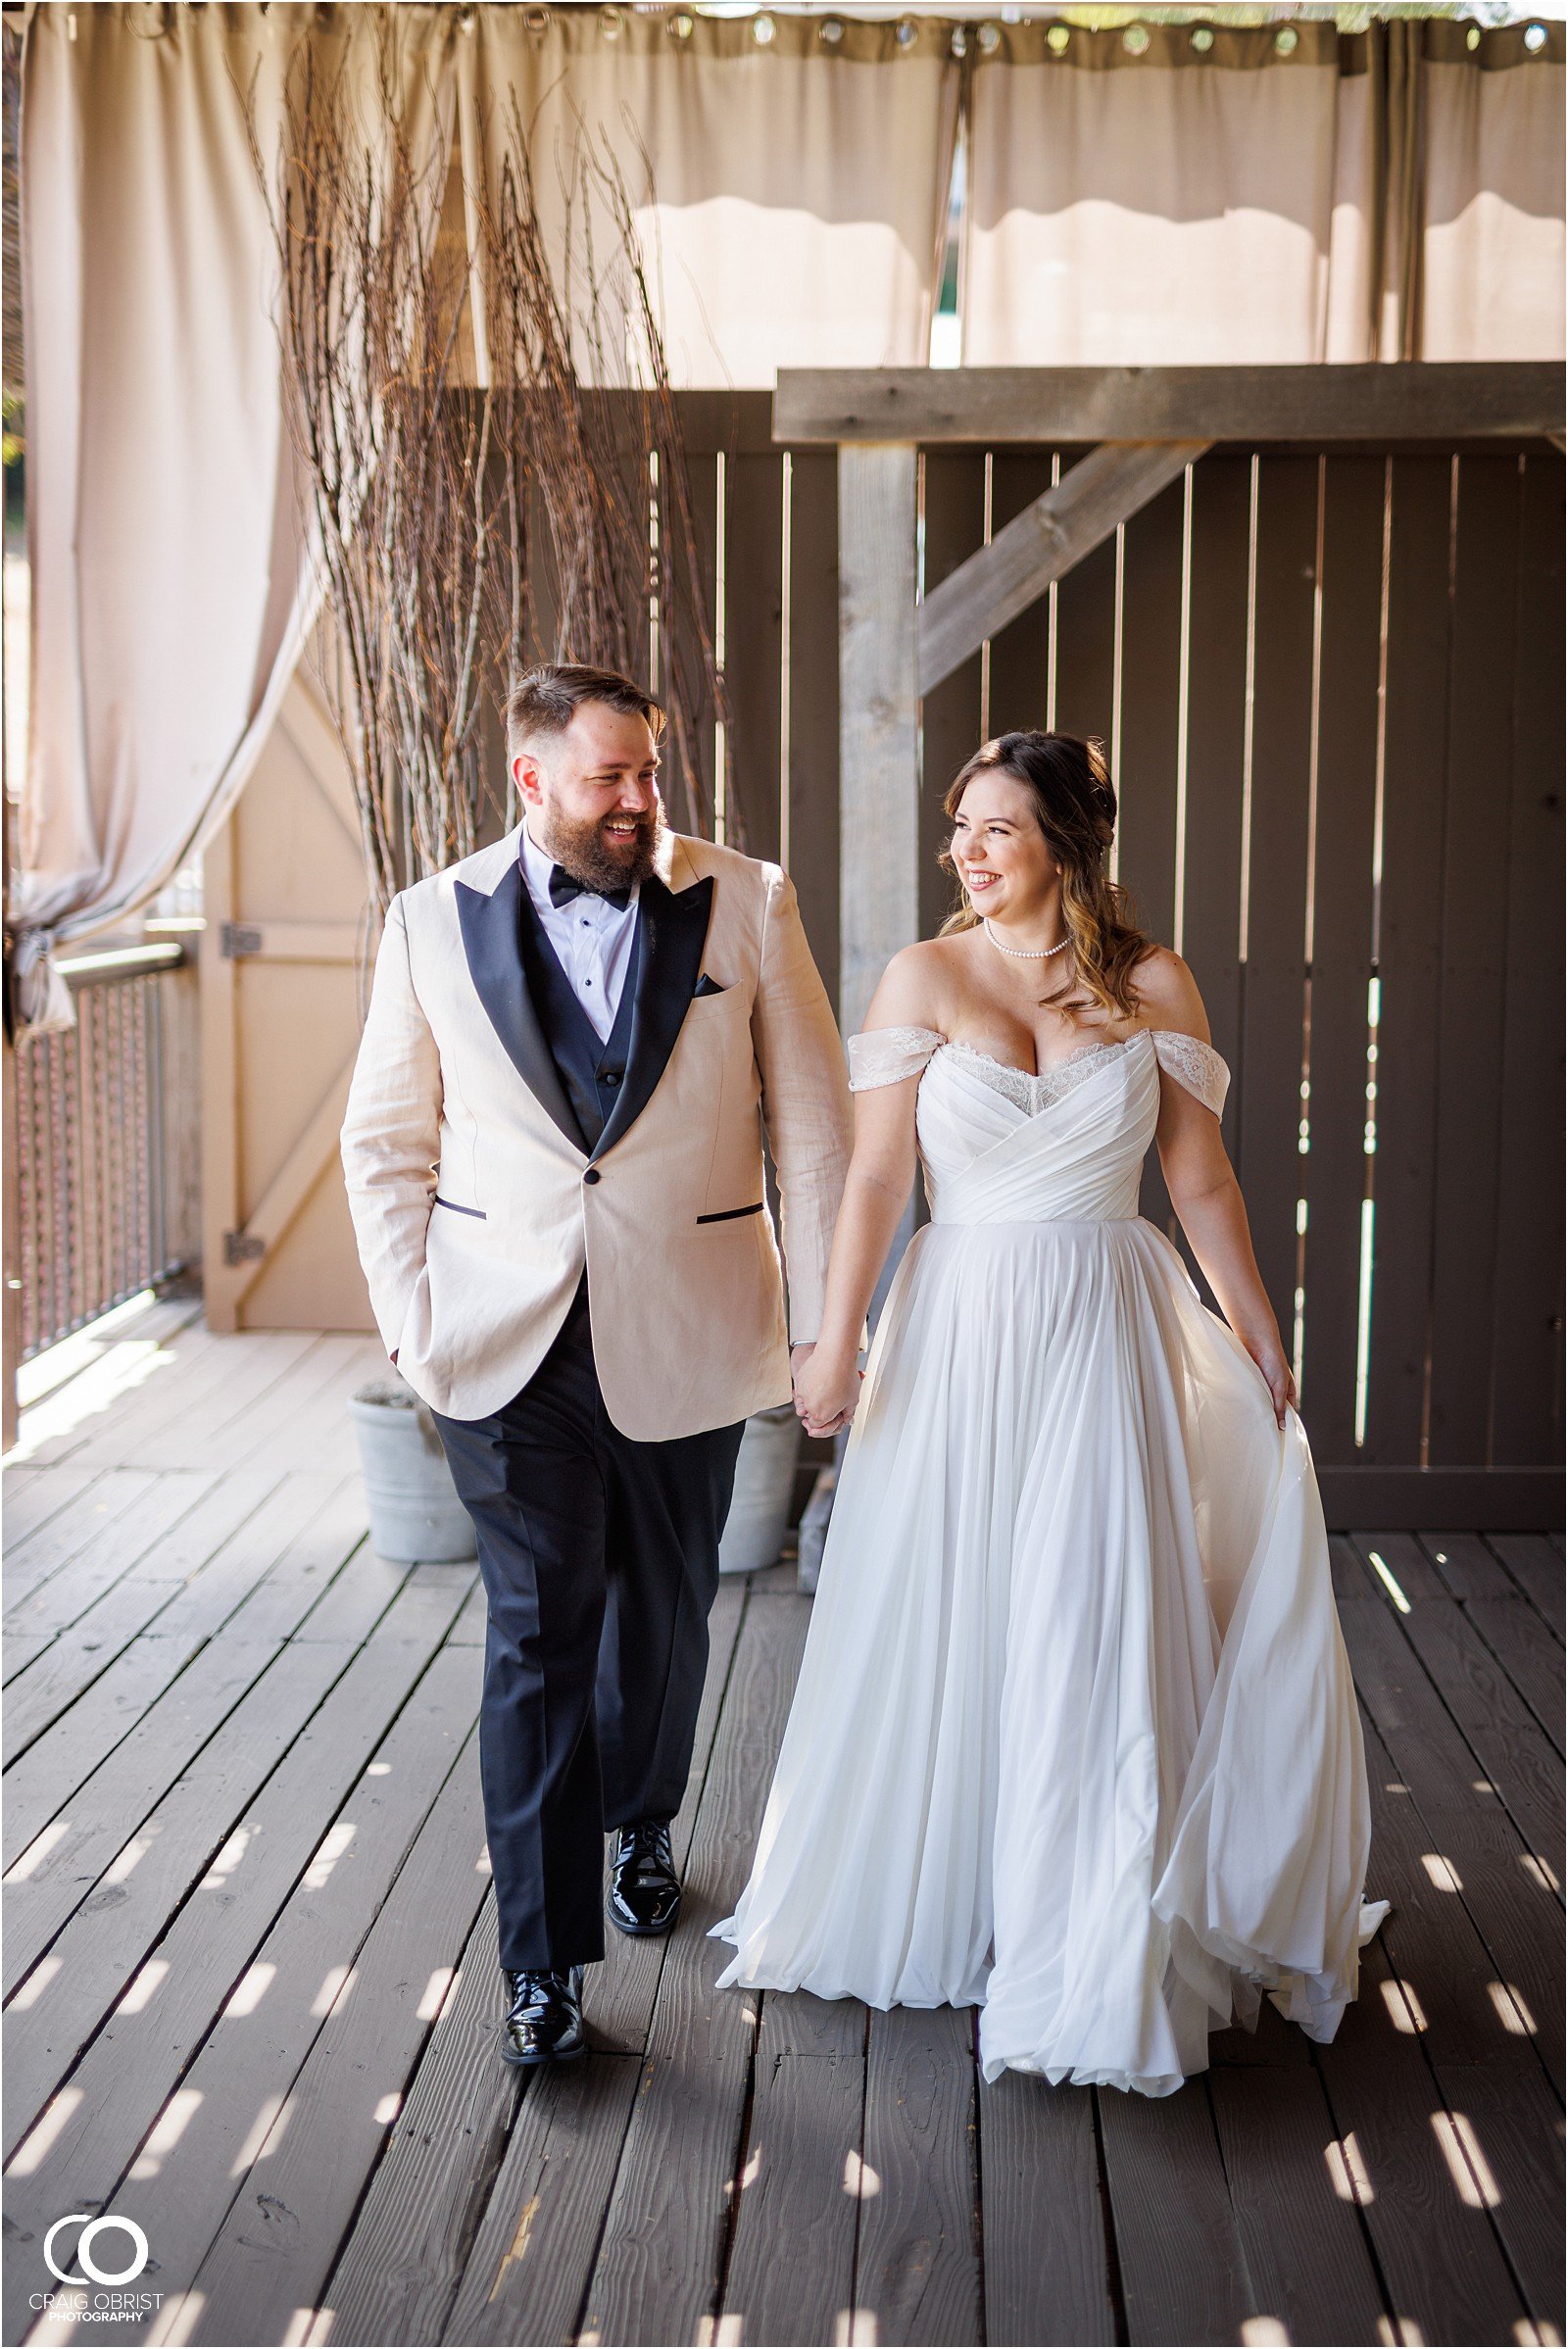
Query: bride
710 729 1390 2098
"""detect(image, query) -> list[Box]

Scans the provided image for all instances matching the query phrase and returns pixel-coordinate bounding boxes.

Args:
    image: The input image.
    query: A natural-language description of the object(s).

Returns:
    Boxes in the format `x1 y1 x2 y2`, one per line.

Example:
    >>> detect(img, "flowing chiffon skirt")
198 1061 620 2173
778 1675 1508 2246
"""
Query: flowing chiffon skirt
710 1210 1389 2097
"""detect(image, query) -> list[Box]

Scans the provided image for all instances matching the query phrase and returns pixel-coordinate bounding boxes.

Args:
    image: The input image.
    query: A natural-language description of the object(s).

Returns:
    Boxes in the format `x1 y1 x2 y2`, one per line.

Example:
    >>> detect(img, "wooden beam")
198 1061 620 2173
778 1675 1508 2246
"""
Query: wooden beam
918 440 1209 694
1315 1467 1564 1534
837 445 919 1036
775 364 1565 448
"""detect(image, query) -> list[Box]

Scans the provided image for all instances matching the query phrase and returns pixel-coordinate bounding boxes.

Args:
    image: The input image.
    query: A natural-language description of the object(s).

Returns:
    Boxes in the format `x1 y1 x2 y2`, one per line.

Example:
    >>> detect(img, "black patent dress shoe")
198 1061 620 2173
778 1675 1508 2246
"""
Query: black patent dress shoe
606 1818 681 1936
501 1965 587 2067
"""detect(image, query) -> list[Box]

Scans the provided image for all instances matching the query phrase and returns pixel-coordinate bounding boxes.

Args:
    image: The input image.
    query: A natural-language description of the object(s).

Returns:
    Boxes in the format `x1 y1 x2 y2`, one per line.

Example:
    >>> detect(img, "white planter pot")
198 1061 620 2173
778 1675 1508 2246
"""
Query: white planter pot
349 1380 477 1564
717 1403 803 1576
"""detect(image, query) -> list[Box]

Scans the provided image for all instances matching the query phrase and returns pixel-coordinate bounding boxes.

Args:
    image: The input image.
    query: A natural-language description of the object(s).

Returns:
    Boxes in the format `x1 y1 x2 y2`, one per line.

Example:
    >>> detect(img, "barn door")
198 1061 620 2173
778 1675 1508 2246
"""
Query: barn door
200 661 374 1332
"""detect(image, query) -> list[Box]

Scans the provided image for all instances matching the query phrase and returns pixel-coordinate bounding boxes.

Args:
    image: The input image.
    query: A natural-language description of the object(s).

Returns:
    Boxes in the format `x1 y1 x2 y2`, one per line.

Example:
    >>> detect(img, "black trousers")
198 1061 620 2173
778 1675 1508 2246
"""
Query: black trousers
430 1279 746 1973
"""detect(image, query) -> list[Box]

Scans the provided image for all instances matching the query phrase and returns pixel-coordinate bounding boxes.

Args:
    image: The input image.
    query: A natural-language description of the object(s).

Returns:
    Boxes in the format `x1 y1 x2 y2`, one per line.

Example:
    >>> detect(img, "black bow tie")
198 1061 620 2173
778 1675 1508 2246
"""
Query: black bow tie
548 864 633 913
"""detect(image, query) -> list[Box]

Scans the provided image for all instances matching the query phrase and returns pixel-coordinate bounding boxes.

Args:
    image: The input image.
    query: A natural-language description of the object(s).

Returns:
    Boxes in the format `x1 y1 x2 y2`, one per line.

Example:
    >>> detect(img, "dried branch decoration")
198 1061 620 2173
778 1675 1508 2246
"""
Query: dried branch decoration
468 86 731 839
243 11 730 918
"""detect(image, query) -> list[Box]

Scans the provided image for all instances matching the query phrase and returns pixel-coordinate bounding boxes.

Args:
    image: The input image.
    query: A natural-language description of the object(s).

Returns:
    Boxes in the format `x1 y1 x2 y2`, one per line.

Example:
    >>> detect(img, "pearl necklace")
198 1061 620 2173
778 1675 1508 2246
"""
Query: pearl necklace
983 917 1071 961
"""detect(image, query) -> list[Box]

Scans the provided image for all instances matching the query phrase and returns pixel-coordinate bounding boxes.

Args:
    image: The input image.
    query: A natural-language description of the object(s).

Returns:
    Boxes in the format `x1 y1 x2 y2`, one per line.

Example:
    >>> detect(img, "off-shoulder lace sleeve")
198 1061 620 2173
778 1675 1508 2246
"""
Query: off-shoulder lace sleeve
846 1025 946 1092
1152 1030 1230 1116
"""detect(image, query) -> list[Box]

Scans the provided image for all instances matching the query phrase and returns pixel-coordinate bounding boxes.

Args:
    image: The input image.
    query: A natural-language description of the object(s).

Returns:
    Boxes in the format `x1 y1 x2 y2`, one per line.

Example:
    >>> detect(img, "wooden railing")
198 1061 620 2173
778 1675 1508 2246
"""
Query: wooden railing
11 941 201 1360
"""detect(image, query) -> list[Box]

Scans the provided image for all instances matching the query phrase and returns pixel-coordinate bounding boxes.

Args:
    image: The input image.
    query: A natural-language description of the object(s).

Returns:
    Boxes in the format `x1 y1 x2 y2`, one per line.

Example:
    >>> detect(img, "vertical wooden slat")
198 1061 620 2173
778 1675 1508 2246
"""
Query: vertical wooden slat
725 450 784 865
1427 454 1522 1465
667 443 719 841
1115 471 1186 953
1180 454 1252 1176
1361 455 1454 1467
838 445 919 1037
918 449 987 944
1115 469 1187 1235
1237 455 1318 1356
1301 454 1384 1457
1490 450 1565 1464
1050 447 1119 749
785 449 842 1011
985 451 1055 738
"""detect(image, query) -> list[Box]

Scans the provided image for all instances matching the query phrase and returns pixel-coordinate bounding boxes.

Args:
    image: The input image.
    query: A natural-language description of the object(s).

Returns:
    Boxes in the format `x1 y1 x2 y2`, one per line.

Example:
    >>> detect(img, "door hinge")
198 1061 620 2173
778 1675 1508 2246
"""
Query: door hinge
222 1229 267 1265
220 922 264 958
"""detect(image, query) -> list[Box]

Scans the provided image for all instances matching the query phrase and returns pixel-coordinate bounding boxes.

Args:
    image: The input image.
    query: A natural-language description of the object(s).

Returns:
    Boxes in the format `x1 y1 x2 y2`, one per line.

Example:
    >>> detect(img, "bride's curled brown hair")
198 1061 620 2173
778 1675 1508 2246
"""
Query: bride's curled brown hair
938 731 1152 1024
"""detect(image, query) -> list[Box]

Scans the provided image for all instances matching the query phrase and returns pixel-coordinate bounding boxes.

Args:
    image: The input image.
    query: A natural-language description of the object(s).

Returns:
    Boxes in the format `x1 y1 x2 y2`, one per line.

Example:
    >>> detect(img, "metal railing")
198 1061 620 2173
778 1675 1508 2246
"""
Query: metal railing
12 940 201 1359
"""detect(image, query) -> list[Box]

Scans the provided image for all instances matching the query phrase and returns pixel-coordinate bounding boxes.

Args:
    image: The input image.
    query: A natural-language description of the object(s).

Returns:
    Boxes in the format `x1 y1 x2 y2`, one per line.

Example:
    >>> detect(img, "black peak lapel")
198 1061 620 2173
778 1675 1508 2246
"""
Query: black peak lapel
455 865 586 1153
592 871 714 1161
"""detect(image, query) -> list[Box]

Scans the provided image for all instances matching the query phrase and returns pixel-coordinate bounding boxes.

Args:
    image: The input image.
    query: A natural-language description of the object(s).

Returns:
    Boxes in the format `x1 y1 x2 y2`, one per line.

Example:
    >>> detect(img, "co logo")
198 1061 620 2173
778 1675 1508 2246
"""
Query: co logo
43 2213 150 2287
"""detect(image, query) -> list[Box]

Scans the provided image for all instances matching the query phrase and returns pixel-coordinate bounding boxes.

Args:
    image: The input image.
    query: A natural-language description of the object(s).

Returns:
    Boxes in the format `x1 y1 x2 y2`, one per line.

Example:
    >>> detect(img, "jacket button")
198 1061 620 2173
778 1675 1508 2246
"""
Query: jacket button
583 1166 602 1185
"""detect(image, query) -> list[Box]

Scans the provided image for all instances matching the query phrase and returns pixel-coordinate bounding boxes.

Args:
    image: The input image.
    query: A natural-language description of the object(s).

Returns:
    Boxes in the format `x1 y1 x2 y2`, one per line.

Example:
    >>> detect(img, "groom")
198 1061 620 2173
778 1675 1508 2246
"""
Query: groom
340 662 853 2067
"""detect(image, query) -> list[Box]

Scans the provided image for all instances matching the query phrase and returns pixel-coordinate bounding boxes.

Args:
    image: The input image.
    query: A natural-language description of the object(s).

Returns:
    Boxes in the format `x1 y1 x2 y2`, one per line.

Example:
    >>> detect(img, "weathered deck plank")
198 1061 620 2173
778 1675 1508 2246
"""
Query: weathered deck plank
323 1579 748 2349
1487 1533 1567 1643
3 1315 1563 2348
3 1633 293 1999
313 1894 521 2349
3 1468 164 1612
1096 2077 1257 2345
2 1471 360 1862
94 1638 480 2325
1310 1926 1534 2346
1206 2062 1391 2345
3 1639 347 2151
1421 1532 1520 1601
576 1594 810 2348
1461 1595 1565 1755
0 1575 472 2344
175 1708 491 2345
719 1990 865 2348
855 2002 982 2347
1348 1537 1566 1886
977 2073 1115 2346
441 1584 779 2349
1355 1701 1565 2325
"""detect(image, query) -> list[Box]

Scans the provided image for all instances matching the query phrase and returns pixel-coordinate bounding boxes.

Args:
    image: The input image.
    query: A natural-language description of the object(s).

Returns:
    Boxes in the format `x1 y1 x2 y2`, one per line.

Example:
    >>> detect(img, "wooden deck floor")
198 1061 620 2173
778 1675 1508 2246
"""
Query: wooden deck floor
2 1302 1562 2349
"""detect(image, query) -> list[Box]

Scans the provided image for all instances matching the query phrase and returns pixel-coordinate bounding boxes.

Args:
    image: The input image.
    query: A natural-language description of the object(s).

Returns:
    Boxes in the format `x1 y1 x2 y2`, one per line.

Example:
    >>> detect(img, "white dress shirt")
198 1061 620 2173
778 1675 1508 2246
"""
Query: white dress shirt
518 820 641 1045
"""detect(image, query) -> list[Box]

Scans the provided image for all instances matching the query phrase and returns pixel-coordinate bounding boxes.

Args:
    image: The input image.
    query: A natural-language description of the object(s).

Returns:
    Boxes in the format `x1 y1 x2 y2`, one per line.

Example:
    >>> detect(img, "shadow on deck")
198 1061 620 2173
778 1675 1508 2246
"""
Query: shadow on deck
1 1301 1562 2347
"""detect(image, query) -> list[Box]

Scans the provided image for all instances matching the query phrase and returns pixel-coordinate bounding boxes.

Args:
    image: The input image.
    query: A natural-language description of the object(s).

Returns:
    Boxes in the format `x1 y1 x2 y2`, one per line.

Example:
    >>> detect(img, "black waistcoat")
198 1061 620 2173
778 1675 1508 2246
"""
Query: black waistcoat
514 881 643 1152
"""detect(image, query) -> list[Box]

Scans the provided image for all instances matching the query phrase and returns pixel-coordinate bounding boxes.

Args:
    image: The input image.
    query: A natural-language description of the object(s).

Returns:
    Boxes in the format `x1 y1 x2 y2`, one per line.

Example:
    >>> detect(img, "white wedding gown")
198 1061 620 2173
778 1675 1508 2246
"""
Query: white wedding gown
710 1023 1390 2098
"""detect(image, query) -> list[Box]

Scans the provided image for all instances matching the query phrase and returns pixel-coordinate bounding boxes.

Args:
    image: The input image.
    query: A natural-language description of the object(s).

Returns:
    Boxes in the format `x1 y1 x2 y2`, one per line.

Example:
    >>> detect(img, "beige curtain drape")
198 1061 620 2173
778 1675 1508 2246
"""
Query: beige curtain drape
455 6 959 390
12 1 453 1026
1421 21 1566 362
13 1 959 1030
962 18 1564 367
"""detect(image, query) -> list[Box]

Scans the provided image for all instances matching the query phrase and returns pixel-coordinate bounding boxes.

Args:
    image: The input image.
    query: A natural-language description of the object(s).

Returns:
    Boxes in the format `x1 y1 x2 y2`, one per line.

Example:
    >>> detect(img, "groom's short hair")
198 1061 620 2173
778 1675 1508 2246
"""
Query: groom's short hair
506 664 662 762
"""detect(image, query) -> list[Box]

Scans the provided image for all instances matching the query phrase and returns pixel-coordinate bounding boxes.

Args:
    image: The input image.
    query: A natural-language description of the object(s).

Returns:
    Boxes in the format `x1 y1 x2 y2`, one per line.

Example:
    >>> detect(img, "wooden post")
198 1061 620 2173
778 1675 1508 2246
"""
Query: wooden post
2 524 20 1450
837 445 919 1034
200 819 242 1333
837 443 919 1327
2 802 19 1452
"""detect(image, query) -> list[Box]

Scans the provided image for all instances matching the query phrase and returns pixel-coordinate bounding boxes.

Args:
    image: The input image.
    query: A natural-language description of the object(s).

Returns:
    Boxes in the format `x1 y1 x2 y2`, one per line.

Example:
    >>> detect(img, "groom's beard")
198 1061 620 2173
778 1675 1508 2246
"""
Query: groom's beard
538 801 664 896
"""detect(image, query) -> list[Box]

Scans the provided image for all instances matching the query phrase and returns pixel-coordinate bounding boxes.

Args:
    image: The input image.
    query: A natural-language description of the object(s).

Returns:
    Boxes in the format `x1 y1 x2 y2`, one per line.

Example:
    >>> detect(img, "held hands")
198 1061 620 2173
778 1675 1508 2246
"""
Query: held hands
790 1341 862 1440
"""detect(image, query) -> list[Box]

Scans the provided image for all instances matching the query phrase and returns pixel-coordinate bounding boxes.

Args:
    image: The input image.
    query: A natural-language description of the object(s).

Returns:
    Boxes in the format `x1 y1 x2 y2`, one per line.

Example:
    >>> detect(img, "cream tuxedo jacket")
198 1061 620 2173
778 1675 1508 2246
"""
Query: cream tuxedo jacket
339 821 854 1437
